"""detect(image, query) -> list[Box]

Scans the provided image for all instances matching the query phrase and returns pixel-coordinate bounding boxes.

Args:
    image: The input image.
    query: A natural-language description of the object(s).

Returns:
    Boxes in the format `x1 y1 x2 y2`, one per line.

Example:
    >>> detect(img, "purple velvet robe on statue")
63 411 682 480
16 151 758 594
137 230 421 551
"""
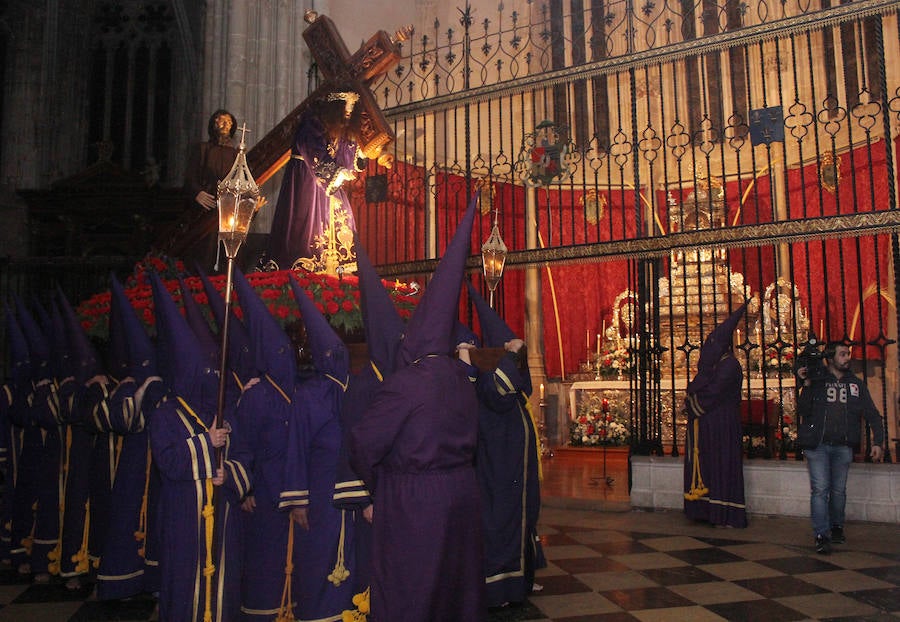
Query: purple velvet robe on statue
349 356 486 622
267 111 359 270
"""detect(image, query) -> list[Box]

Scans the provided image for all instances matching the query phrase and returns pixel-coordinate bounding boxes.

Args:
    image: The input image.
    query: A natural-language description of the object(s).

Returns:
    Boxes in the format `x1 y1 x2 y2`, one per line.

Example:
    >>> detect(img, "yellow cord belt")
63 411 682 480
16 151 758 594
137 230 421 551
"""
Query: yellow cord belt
684 417 709 501
276 518 296 621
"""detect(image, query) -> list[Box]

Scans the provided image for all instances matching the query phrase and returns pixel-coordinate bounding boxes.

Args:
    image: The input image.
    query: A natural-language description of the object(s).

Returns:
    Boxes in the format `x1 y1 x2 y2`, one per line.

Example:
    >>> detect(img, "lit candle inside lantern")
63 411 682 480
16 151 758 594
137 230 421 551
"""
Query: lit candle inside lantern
539 383 545 400
736 328 741 347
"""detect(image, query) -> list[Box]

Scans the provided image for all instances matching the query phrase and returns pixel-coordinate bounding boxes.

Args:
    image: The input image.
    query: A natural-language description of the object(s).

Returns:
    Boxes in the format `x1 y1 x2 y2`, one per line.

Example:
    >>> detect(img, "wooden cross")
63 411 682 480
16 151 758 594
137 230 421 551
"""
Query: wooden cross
162 13 407 258
246 13 408 185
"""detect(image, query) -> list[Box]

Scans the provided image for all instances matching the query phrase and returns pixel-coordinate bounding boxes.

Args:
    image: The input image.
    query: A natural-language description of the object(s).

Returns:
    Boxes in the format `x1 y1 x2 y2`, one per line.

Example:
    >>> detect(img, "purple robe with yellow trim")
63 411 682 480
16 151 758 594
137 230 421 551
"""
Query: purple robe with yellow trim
84 378 120 570
0 384 13 561
468 354 542 607
284 372 355 620
683 351 748 528
230 377 298 619
27 379 63 576
331 366 380 596
96 378 164 600
149 396 246 622
55 378 96 580
349 355 486 622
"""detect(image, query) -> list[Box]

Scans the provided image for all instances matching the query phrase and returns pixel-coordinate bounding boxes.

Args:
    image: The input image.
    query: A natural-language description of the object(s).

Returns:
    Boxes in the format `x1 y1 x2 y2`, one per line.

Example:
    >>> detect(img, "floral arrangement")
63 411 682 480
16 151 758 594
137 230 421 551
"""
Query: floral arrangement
762 344 796 373
75 252 420 341
775 413 798 453
596 346 633 378
569 392 630 446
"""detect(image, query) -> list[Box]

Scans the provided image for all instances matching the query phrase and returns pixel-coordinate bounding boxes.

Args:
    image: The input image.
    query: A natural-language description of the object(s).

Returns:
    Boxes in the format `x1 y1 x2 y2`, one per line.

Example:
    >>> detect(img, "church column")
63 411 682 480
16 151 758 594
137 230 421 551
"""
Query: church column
772 159 790 281
523 185 548 427
122 45 137 170
145 45 158 164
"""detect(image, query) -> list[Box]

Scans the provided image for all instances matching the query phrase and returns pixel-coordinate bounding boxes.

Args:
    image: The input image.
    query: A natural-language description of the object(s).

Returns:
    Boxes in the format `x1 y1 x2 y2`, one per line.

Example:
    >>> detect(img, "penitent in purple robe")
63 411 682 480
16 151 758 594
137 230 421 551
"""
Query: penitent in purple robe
331 367 379 595
683 303 748 528
471 354 542 607
229 378 296 619
149 397 246 622
284 373 356 620
349 356 486 622
266 111 359 270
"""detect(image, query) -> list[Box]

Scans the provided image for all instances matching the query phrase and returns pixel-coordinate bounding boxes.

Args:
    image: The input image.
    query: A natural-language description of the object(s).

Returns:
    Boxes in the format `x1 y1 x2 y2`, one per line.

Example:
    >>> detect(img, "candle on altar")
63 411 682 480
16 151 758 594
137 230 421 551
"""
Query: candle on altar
586 329 590 353
596 334 602 358
539 383 545 400
602 319 606 340
819 319 824 339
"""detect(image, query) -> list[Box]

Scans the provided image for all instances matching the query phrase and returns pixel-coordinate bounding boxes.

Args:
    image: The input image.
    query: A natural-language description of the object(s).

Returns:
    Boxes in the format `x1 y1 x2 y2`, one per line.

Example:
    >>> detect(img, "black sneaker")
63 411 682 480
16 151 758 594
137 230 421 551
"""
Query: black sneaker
831 526 845 544
815 534 832 555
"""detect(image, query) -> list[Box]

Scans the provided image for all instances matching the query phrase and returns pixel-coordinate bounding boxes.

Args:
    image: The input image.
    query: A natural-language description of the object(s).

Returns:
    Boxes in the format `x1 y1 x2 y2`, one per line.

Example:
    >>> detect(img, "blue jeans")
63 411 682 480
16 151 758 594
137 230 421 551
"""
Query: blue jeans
803 444 853 538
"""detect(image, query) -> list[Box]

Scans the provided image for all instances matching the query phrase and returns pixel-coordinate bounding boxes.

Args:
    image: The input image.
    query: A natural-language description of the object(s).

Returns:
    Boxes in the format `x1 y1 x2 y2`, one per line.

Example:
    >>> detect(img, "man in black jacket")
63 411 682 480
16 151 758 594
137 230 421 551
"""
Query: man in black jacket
796 342 884 554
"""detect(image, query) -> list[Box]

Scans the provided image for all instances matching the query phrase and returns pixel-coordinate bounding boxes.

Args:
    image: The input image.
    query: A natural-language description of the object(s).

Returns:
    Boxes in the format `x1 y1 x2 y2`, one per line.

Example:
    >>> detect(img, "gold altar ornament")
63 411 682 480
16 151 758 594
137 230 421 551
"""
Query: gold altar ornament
819 151 841 194
580 189 607 224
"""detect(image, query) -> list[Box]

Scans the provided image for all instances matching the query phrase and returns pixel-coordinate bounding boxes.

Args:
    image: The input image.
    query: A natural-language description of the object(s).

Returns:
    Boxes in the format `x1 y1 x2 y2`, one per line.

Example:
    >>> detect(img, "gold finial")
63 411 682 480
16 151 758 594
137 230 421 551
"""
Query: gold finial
391 25 414 44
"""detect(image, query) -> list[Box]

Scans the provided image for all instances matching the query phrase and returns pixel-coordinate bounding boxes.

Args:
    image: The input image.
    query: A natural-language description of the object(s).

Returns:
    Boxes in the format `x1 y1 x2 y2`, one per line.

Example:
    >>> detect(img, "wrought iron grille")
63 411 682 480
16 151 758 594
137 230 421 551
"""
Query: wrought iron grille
350 1 900 459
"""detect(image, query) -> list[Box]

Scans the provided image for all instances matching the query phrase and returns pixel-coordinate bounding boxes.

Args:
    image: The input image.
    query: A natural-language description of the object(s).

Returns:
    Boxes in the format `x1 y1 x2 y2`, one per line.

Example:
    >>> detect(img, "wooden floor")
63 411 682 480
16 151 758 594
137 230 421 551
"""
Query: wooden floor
540 446 632 509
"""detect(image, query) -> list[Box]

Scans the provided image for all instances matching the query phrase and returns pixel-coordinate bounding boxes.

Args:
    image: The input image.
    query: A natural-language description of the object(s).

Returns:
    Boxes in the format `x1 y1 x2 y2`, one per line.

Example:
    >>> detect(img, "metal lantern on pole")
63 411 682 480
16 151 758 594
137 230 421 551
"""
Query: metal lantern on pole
481 208 507 308
214 123 263 461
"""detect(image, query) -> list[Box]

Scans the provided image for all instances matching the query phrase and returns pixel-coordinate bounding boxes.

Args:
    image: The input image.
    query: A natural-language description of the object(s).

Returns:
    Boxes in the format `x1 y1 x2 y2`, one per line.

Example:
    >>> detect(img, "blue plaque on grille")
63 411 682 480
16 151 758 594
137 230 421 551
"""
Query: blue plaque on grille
749 106 784 145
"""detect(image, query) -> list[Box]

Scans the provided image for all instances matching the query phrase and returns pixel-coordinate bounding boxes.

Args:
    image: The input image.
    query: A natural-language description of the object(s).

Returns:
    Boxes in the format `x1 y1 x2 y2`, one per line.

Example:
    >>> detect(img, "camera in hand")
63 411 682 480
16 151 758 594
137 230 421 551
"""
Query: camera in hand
797 331 826 380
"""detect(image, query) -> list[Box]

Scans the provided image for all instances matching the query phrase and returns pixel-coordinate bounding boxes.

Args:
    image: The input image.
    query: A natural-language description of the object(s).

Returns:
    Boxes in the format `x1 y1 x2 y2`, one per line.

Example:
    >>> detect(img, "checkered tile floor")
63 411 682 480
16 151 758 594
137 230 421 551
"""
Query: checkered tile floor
492 507 900 622
0 507 896 621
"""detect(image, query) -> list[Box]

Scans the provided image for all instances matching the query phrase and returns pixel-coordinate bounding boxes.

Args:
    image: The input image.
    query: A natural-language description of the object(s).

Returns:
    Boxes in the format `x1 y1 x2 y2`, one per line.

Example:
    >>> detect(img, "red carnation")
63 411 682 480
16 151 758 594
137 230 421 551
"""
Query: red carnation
341 299 354 312
326 301 339 315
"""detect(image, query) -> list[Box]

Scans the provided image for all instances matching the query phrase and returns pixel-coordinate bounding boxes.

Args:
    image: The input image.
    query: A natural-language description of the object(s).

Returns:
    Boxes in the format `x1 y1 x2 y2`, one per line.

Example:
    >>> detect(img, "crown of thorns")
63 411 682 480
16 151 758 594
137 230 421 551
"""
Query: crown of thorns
326 91 360 117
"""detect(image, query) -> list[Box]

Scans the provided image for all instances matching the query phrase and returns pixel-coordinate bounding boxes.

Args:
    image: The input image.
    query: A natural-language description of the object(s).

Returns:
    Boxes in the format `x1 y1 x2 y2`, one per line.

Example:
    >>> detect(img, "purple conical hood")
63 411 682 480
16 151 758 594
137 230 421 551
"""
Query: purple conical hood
109 275 156 382
696 301 748 373
398 194 478 364
452 321 479 349
288 276 348 379
150 271 211 403
196 266 256 382
355 236 405 379
57 286 100 384
31 296 52 336
232 267 295 390
48 297 72 379
466 281 516 347
178 277 219 369
107 274 130 379
5 307 31 390
15 296 49 379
